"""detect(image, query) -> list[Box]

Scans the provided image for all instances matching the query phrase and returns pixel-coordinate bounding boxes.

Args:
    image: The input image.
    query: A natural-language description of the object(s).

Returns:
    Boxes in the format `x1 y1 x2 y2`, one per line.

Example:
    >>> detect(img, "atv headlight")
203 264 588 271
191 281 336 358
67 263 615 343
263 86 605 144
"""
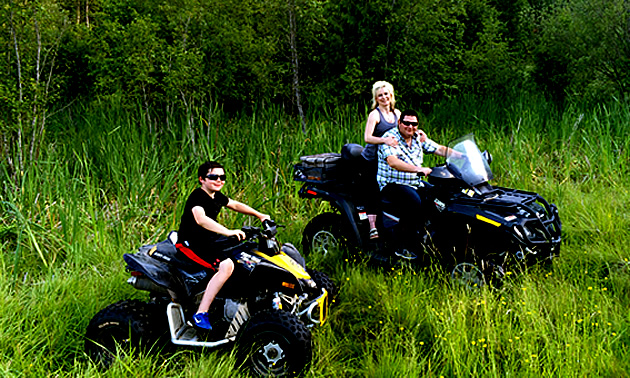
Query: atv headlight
299 278 317 289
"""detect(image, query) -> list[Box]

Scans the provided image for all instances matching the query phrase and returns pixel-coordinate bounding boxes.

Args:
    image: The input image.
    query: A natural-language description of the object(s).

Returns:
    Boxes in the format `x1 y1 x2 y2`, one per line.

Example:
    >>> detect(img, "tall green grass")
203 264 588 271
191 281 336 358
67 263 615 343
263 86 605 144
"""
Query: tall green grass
1 94 629 376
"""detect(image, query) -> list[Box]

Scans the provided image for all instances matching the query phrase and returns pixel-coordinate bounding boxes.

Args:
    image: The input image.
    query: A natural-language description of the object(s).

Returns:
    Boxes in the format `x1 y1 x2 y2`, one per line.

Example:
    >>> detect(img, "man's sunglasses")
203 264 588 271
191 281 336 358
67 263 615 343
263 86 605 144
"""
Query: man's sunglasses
401 120 419 127
206 174 227 181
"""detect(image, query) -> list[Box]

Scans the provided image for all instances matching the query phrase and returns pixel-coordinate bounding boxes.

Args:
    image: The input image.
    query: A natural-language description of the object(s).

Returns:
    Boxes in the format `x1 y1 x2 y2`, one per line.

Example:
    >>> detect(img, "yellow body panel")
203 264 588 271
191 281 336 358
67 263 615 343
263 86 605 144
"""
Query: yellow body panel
252 251 311 280
476 214 502 227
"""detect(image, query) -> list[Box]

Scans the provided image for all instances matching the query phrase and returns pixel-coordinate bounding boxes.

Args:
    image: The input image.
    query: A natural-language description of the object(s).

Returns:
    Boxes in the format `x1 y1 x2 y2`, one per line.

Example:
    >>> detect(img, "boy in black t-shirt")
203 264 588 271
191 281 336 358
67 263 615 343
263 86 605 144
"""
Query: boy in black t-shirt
178 161 270 330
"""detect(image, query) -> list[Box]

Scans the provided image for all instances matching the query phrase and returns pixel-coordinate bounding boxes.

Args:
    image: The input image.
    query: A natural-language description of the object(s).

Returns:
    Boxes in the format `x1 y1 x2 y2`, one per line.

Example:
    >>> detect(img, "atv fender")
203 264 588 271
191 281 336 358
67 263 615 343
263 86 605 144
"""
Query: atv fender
299 185 362 247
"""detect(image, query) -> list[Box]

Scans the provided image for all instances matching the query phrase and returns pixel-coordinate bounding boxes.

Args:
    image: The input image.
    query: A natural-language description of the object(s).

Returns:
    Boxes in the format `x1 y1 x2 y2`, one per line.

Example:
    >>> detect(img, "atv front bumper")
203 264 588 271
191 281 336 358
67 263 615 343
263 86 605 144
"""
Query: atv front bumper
299 289 328 326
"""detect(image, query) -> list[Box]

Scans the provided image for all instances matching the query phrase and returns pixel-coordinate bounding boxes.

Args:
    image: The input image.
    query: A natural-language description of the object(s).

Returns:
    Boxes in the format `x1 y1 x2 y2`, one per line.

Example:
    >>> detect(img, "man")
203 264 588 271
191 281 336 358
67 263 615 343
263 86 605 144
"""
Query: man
377 109 454 259
178 161 270 330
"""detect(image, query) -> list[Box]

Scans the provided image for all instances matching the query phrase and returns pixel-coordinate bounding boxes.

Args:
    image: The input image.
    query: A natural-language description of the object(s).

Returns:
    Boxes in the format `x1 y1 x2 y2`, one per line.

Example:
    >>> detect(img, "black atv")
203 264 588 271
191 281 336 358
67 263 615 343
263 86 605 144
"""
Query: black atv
84 220 335 376
294 134 561 287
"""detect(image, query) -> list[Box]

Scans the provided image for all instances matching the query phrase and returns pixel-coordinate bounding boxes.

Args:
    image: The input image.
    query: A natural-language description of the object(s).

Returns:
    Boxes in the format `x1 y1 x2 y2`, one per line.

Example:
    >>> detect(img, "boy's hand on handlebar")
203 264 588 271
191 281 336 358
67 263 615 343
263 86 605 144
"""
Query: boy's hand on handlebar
226 229 246 240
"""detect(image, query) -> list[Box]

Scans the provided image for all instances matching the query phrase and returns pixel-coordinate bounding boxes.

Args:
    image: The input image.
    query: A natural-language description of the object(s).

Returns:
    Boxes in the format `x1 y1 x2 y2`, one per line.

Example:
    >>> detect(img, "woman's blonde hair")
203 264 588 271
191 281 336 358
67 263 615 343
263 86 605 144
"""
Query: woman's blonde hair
371 81 396 110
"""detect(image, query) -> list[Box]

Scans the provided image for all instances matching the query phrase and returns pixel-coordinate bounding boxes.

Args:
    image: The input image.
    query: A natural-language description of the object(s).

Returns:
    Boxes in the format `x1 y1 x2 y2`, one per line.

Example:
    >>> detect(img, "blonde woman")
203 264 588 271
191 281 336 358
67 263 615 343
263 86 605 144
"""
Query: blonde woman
361 81 400 238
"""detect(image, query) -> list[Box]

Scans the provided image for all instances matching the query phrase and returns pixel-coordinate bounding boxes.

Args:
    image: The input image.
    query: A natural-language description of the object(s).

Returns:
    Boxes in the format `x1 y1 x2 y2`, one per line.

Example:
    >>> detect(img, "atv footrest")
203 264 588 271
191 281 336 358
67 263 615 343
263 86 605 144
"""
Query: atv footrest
166 302 234 347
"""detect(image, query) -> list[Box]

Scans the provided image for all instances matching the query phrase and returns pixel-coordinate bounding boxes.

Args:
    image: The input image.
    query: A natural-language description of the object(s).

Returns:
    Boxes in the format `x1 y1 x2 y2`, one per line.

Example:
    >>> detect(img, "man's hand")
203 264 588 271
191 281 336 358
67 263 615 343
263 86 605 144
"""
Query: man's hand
416 167 432 176
226 229 246 240
258 213 271 223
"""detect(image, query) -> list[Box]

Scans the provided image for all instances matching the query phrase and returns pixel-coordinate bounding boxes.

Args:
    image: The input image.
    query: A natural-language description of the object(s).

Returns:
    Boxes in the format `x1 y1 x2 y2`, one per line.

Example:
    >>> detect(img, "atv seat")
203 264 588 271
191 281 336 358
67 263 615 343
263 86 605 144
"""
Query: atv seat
341 143 364 161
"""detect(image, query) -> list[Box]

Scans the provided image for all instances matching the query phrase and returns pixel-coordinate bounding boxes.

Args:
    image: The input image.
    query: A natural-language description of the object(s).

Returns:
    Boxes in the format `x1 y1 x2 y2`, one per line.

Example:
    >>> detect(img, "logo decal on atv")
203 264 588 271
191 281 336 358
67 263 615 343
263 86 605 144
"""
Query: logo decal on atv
434 198 446 212
238 253 262 271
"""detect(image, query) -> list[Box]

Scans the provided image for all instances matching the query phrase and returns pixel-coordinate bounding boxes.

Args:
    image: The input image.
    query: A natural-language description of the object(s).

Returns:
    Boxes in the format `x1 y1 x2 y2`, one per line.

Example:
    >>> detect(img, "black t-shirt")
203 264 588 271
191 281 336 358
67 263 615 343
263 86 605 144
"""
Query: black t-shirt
178 188 229 249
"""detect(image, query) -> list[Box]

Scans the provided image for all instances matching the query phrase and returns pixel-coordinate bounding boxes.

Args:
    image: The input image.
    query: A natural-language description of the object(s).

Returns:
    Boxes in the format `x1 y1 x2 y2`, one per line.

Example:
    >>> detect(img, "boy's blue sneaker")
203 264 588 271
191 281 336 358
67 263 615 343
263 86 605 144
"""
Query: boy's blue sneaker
192 312 212 330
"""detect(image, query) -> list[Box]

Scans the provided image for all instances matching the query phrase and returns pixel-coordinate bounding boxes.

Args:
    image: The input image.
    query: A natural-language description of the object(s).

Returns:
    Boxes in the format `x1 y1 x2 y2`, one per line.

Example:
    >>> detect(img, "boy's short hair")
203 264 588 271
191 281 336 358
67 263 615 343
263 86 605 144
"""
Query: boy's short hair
198 161 224 182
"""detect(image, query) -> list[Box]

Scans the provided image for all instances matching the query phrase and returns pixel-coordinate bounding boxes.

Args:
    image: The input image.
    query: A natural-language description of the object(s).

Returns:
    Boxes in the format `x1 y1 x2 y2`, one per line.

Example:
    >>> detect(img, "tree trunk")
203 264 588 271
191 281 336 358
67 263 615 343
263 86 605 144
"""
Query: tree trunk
287 0 306 134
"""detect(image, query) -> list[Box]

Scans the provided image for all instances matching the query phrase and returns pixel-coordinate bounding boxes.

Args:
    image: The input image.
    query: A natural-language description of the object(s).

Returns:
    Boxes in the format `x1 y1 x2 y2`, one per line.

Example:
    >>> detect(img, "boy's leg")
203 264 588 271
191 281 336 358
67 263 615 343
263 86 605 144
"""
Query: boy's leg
193 258 234 330
197 258 235 313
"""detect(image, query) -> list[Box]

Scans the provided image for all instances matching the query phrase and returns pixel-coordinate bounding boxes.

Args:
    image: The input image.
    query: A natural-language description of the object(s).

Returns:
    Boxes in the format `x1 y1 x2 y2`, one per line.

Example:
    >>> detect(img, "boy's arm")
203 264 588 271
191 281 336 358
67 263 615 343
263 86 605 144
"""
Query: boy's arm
226 199 270 222
192 206 246 239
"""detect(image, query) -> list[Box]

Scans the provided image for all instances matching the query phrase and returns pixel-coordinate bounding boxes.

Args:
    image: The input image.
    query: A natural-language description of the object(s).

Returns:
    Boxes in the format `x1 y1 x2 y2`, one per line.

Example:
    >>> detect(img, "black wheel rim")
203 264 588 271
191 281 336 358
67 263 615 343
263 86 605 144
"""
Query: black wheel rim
249 331 292 376
311 230 338 256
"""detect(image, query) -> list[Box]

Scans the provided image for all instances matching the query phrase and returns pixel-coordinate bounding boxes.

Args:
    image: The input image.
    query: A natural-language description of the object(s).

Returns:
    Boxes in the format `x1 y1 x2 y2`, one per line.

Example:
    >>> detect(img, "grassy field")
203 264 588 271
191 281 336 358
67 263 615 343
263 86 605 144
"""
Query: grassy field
1 94 630 376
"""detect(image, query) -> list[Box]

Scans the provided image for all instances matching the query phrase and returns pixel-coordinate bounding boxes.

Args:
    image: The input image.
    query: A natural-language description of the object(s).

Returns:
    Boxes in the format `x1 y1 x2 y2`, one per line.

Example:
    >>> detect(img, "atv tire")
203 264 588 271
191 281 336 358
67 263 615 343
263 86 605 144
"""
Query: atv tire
451 262 486 290
84 299 159 368
237 310 312 376
302 213 345 257
308 269 338 300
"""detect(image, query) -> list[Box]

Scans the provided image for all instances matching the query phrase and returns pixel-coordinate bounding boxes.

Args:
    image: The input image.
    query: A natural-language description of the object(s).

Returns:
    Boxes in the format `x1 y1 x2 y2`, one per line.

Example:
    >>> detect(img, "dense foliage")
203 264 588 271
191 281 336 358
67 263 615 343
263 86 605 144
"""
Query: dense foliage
3 0 630 174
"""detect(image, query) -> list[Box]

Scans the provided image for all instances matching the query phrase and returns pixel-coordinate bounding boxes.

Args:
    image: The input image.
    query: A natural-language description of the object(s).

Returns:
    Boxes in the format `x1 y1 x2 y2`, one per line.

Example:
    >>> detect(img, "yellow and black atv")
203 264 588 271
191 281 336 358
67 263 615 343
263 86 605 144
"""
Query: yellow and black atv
85 220 334 376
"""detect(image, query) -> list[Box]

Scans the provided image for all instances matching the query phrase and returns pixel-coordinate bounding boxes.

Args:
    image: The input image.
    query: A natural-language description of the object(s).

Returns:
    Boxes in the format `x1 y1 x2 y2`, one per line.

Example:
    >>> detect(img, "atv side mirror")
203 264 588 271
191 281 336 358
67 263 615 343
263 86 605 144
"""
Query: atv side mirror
482 150 492 165
262 219 278 238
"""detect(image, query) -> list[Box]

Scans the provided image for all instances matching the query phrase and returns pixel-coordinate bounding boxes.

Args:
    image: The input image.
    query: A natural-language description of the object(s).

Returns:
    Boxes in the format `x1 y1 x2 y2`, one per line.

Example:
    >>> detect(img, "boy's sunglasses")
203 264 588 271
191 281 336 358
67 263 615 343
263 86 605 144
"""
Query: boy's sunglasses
401 120 419 127
206 174 227 181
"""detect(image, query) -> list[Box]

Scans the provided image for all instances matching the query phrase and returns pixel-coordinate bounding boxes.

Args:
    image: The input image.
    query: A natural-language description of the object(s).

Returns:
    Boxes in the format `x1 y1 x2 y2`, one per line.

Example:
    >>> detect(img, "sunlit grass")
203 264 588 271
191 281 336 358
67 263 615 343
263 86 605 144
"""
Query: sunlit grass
1 94 630 375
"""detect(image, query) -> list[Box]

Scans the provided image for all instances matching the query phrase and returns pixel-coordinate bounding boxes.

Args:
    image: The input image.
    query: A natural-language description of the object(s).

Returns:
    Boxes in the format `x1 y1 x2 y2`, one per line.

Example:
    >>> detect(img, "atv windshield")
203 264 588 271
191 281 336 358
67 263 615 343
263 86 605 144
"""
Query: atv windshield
446 134 493 187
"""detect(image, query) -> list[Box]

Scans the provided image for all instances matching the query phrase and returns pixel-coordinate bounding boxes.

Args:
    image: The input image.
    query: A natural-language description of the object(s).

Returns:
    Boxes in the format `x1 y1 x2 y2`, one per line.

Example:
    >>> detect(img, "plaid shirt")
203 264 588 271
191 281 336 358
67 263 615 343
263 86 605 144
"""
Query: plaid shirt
377 127 439 190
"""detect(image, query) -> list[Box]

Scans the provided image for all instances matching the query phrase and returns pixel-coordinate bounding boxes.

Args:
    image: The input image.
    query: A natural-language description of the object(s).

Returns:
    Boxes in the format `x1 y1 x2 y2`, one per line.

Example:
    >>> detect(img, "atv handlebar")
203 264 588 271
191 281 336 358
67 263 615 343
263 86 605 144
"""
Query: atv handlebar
241 219 284 241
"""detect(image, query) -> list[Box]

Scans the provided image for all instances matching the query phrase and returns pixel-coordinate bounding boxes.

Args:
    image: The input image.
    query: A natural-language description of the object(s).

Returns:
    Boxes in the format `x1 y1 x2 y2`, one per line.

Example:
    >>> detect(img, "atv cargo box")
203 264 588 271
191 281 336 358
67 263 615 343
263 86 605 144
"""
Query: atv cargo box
293 152 342 184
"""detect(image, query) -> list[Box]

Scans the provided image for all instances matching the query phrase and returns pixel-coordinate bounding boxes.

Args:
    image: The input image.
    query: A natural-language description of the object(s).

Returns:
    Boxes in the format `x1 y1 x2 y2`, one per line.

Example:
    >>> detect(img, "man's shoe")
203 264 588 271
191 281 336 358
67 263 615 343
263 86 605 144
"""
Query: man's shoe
192 312 212 330
394 249 417 260
369 228 379 239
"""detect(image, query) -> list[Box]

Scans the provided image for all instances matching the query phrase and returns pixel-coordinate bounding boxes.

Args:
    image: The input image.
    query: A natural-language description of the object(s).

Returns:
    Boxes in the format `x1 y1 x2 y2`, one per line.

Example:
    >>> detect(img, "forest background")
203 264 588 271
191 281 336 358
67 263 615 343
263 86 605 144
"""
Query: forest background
2 0 630 376
4 0 630 169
